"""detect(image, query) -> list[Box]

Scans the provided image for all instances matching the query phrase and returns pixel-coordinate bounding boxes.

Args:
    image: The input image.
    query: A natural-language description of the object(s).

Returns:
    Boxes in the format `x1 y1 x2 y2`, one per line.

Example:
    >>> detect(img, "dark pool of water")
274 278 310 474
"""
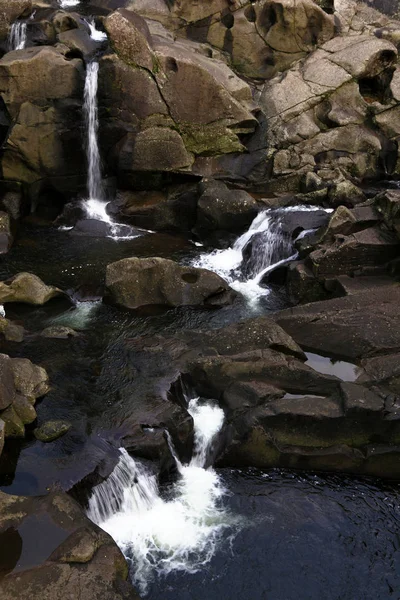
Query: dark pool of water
1 219 400 600
0 220 283 495
146 468 400 600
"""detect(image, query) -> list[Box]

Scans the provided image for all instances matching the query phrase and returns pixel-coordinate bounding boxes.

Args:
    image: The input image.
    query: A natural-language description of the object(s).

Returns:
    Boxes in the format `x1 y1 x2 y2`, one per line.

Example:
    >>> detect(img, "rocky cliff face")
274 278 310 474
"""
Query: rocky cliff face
0 0 398 214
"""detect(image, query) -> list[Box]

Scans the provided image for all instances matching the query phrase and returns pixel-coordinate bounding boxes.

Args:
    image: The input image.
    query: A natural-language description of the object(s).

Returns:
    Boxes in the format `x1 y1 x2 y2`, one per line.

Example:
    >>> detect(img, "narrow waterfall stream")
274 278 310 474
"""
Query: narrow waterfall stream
82 61 138 239
193 206 328 302
8 22 27 51
87 397 232 594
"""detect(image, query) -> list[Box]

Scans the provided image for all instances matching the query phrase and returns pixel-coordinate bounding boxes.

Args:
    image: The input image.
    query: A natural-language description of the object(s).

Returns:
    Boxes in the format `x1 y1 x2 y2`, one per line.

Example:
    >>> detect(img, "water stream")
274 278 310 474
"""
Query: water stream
8 22 27 51
193 206 325 302
82 61 138 240
87 396 232 594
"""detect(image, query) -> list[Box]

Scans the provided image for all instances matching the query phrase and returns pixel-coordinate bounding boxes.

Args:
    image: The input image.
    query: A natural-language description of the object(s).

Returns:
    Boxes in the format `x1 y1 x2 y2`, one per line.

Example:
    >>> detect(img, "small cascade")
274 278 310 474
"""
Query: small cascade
193 205 328 302
82 62 138 240
85 18 108 42
87 396 231 593
8 21 27 51
59 0 80 7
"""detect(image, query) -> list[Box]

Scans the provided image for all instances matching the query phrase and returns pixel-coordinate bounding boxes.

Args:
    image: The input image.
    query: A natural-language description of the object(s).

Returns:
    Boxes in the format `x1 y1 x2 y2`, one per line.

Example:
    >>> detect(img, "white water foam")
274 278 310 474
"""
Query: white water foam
59 0 80 7
8 21 27 51
85 18 108 42
193 205 326 303
87 397 231 594
0 305 5 317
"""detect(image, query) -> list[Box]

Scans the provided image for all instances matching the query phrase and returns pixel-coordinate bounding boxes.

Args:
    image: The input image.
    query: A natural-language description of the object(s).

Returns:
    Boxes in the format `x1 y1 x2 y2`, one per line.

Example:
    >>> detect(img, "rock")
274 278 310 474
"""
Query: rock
0 419 4 458
57 29 99 60
11 357 50 400
40 325 79 339
374 188 400 236
109 186 199 233
72 219 112 237
0 354 15 411
34 420 72 442
13 394 36 425
0 46 85 197
0 490 140 599
98 23 257 186
1 405 25 437
0 272 64 305
195 179 259 236
259 27 399 190
105 8 155 70
308 226 400 278
274 283 400 360
187 0 335 79
0 211 14 254
104 257 236 309
120 127 193 173
190 316 305 361
0 0 31 40
0 317 24 342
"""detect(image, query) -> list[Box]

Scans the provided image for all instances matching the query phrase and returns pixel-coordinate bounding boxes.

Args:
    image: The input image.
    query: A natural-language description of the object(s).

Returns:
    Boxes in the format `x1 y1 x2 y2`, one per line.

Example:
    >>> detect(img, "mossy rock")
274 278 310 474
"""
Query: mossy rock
34 420 71 442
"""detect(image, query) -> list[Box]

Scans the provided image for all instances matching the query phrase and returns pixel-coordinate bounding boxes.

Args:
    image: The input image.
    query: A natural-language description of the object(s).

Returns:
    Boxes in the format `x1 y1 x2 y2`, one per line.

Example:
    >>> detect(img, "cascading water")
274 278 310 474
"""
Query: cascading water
82 62 138 239
87 396 233 594
83 61 104 206
193 205 329 302
85 18 108 42
59 0 80 7
8 21 27 51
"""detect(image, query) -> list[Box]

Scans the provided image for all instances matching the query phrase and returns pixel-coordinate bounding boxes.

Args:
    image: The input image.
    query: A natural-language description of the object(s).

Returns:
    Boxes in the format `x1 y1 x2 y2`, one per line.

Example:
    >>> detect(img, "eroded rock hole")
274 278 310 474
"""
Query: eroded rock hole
244 5 257 22
166 57 178 73
221 10 234 29
181 272 199 284
358 68 394 104
259 3 280 31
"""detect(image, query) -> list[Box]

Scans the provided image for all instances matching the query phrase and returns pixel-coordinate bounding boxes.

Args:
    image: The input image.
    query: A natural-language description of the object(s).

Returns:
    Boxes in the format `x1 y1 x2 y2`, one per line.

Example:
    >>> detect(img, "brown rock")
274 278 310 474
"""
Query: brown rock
105 256 236 309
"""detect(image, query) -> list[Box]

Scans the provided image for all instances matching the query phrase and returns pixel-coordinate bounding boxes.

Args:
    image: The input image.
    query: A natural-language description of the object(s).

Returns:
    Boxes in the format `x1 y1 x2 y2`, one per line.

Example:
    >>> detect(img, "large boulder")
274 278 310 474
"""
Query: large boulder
0 354 15 411
0 354 50 441
99 15 257 186
104 257 236 309
0 272 64 305
0 490 140 599
0 46 85 199
195 179 259 237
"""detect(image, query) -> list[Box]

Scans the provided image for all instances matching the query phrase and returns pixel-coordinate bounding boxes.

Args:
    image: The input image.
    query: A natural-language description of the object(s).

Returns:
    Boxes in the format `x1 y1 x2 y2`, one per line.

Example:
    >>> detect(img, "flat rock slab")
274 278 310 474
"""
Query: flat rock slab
274 283 400 360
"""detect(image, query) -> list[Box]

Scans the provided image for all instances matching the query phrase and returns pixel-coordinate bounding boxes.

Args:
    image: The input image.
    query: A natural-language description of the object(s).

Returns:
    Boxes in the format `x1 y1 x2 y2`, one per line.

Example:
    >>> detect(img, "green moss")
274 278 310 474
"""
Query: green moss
180 123 244 156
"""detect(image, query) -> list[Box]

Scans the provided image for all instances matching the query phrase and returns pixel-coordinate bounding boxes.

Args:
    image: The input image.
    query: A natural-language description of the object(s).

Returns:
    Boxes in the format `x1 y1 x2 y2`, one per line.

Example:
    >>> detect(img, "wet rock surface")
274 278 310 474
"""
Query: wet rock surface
105 256 237 309
0 490 140 599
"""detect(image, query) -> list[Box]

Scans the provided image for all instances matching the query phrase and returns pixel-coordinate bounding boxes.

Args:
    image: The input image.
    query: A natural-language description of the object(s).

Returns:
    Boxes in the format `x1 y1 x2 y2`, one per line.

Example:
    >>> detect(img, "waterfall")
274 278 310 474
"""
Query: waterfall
87 397 231 593
8 22 27 51
84 62 104 205
193 205 329 302
81 61 139 240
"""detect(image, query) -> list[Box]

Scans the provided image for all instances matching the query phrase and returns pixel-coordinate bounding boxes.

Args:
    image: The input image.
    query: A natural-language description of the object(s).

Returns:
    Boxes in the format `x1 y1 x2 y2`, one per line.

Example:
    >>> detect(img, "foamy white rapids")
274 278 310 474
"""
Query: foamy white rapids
193 205 325 303
0 305 5 317
87 398 230 593
85 19 107 42
59 0 80 7
8 21 27 51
